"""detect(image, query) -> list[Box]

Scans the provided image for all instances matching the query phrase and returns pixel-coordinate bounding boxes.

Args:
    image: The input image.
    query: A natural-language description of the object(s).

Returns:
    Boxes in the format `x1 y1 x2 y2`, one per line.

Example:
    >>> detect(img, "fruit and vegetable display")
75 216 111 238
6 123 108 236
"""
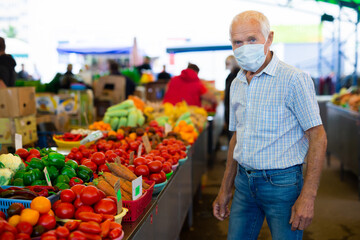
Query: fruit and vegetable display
331 86 360 112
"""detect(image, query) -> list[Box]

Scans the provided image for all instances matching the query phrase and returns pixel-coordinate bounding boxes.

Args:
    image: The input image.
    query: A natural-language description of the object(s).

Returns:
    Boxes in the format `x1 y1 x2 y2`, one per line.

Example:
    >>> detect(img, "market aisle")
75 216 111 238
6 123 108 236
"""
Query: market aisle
180 134 360 240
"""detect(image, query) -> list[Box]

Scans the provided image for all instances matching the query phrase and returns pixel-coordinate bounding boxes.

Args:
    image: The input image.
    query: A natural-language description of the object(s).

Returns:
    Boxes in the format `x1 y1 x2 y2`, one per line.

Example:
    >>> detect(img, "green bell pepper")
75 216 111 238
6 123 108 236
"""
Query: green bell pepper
76 165 93 182
13 178 24 186
26 165 36 171
14 170 26 179
47 166 59 181
55 182 70 190
48 152 65 170
32 169 45 180
31 180 47 186
65 160 78 170
23 170 36 186
28 158 45 171
60 166 77 179
55 175 70 185
42 156 49 167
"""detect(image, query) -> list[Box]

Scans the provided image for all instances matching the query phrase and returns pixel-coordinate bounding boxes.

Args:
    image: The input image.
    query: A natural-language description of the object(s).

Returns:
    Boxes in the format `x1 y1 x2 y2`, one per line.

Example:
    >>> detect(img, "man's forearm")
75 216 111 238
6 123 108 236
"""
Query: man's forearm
219 132 238 193
301 125 327 199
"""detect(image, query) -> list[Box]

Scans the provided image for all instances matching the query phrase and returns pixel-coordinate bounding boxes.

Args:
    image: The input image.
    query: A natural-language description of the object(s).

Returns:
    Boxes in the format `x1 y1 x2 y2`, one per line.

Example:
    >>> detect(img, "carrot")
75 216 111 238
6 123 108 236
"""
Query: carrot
101 172 120 187
119 178 132 195
121 190 132 201
100 219 111 238
94 179 115 197
107 163 150 189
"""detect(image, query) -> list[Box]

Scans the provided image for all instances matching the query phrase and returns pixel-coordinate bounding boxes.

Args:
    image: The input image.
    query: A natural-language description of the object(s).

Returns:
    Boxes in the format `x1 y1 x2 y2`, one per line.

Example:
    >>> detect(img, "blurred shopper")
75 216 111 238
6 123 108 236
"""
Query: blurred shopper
17 63 30 80
136 56 152 75
213 11 327 240
163 63 216 107
0 37 17 87
60 64 78 89
109 60 135 98
224 55 240 141
157 65 171 81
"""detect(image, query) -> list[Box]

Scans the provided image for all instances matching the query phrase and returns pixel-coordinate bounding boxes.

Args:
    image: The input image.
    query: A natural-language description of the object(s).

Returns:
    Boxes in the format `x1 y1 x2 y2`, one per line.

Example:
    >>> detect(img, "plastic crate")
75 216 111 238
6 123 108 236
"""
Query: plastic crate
122 180 155 223
0 193 59 217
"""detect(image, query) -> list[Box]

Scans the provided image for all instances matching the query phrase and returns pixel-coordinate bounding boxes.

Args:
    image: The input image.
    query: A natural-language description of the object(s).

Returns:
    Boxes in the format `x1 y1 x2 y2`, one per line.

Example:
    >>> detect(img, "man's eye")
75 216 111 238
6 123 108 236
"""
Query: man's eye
235 41 242 45
249 39 256 43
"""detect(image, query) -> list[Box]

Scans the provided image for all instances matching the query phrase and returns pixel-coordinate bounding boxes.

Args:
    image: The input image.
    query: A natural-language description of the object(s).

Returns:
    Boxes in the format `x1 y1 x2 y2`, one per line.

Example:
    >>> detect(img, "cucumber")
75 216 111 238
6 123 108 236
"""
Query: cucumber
118 117 128 128
103 115 111 124
105 109 128 117
107 99 135 111
127 110 138 127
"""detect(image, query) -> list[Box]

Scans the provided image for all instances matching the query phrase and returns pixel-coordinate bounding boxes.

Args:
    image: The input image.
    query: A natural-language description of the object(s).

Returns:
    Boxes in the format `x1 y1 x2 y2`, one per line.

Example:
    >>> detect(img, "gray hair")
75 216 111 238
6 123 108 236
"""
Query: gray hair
230 11 270 39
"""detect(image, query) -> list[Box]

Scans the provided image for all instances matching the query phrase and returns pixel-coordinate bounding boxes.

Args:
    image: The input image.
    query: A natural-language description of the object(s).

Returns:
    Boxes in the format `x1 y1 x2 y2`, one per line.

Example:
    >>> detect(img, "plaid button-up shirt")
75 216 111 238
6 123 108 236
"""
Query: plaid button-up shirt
229 53 322 170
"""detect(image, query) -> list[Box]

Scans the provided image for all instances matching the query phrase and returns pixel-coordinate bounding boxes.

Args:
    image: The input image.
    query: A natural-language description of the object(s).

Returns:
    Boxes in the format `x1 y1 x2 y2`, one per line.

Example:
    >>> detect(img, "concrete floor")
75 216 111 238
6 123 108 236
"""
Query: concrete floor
180 135 360 240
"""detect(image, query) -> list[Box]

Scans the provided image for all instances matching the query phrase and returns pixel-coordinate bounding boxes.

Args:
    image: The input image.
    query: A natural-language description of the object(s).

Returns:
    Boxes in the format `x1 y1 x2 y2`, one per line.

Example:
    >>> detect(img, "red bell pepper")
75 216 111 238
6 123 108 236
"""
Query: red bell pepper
69 177 84 187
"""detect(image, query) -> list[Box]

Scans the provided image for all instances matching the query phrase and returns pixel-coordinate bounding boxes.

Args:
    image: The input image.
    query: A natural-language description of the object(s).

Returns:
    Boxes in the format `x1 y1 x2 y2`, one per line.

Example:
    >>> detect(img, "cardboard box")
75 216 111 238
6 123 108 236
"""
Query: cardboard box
0 115 38 145
35 93 58 113
0 87 36 117
94 76 125 104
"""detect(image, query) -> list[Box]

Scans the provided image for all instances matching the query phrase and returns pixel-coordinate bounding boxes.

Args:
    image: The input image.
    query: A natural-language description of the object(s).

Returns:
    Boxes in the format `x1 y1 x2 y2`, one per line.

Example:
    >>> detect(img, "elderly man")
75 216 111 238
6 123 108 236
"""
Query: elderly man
213 11 327 240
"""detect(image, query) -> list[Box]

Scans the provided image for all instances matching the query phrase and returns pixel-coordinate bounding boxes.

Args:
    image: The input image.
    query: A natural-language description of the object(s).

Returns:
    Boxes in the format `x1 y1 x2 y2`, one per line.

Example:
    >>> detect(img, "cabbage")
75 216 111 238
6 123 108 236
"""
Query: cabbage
0 153 25 172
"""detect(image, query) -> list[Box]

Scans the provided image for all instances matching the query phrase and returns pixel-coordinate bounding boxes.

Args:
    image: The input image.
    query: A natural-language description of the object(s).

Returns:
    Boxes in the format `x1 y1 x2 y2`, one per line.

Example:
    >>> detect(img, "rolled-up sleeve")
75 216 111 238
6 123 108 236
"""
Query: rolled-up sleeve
288 72 322 131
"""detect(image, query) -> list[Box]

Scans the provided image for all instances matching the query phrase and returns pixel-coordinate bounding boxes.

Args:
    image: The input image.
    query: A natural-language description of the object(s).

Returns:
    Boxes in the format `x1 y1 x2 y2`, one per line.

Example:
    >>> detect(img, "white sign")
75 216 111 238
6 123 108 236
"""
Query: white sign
132 176 143 201
43 167 52 186
165 123 172 136
80 130 103 145
15 134 22 150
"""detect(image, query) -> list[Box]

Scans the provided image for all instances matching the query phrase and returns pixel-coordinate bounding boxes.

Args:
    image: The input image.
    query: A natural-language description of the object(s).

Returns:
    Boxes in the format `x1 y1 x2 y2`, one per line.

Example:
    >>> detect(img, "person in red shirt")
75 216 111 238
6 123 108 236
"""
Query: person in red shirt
163 63 216 106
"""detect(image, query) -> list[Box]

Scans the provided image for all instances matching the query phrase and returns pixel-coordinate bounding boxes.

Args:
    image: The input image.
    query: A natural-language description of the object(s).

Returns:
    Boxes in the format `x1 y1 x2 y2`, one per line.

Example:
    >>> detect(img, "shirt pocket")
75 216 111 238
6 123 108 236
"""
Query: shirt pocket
255 105 284 134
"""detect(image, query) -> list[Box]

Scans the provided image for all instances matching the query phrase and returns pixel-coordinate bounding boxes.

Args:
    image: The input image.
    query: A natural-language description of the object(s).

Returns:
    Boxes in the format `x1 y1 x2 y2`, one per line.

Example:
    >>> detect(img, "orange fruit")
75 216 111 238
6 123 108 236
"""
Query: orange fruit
8 215 21 227
47 209 55 216
20 209 40 226
31 196 51 214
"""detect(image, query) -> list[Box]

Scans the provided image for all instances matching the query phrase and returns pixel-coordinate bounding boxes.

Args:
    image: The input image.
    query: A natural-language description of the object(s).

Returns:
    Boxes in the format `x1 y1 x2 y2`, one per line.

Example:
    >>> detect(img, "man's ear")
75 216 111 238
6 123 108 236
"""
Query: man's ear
267 31 274 45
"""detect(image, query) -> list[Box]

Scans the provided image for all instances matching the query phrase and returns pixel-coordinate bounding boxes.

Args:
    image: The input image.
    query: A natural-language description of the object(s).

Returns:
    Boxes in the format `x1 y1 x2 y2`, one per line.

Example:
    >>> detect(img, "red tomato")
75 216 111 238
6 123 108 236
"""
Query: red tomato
52 200 62 211
64 221 80 232
16 233 30 240
78 145 86 151
38 214 56 230
162 163 172 174
98 164 110 173
15 148 29 159
29 149 41 158
98 190 106 200
55 203 75 219
71 147 79 153
0 232 15 240
66 152 75 160
16 221 33 234
55 226 70 238
147 160 163 173
107 153 118 163
107 196 117 204
91 152 105 166
127 165 135 173
109 228 122 239
60 189 76 203
68 231 86 240
71 185 85 198
75 152 83 161
149 173 163 184
159 171 166 182
94 198 117 215
73 198 84 209
26 154 37 162
80 158 90 165
144 155 153 161
133 157 147 167
80 186 100 206
74 206 94 219
0 211 5 220
82 161 97 172
129 142 139 151
104 150 114 158
135 165 150 177
153 156 165 163
81 149 91 158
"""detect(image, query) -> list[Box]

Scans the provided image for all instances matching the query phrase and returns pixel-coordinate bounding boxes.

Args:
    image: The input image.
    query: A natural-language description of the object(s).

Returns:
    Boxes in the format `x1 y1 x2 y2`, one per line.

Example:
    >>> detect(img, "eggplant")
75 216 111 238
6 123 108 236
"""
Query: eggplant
1 189 39 200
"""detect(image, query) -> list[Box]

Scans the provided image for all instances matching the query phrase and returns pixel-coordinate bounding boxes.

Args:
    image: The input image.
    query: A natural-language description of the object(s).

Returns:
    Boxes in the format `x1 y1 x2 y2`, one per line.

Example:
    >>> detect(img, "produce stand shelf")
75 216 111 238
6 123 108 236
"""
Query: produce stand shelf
122 128 208 240
326 102 360 199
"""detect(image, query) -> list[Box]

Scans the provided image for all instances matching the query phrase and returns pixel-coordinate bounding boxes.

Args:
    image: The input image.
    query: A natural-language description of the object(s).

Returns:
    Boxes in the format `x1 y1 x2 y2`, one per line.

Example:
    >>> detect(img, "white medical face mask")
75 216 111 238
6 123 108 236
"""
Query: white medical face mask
234 43 267 72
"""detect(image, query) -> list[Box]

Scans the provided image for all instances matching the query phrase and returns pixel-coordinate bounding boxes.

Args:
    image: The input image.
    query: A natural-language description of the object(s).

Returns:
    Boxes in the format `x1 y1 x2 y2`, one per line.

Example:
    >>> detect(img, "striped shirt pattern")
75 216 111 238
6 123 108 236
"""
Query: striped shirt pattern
229 53 322 170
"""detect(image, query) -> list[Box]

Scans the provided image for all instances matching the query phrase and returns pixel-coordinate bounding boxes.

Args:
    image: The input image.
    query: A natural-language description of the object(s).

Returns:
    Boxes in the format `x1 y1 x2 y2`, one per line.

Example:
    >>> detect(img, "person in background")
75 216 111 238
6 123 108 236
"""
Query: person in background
224 55 240 141
213 11 327 240
136 56 152 75
17 63 30 80
109 60 135 98
0 37 17 88
163 63 217 107
157 65 171 81
60 64 78 89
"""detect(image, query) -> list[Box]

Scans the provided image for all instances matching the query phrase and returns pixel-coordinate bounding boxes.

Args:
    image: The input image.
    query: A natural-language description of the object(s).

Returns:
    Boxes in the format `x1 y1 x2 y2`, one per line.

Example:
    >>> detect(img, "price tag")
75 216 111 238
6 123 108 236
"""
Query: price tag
114 180 122 214
43 167 52 186
15 133 22 151
80 130 103 145
115 156 121 165
129 152 135 165
165 123 172 136
142 135 151 153
132 176 142 201
137 143 143 158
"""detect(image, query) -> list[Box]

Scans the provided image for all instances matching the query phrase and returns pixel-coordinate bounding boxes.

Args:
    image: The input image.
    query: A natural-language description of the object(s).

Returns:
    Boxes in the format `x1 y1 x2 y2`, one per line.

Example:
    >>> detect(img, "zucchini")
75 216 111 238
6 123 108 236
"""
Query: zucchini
118 117 128 128
127 110 138 127
105 109 128 117
110 117 120 130
103 115 111 124
137 110 145 126
107 99 135 111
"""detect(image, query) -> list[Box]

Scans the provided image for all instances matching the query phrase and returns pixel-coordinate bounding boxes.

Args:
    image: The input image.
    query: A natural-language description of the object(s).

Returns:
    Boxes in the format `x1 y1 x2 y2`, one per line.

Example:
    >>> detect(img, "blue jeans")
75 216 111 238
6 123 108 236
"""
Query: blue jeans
228 164 304 240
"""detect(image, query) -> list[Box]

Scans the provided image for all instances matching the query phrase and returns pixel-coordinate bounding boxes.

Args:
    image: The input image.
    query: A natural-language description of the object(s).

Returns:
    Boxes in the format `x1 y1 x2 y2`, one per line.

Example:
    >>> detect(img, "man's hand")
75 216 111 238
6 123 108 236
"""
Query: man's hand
213 190 232 221
289 195 315 230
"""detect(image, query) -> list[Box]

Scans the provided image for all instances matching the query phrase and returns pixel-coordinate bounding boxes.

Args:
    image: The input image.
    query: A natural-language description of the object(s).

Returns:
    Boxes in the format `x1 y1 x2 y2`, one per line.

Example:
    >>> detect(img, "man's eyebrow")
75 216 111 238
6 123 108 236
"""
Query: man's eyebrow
247 36 256 40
